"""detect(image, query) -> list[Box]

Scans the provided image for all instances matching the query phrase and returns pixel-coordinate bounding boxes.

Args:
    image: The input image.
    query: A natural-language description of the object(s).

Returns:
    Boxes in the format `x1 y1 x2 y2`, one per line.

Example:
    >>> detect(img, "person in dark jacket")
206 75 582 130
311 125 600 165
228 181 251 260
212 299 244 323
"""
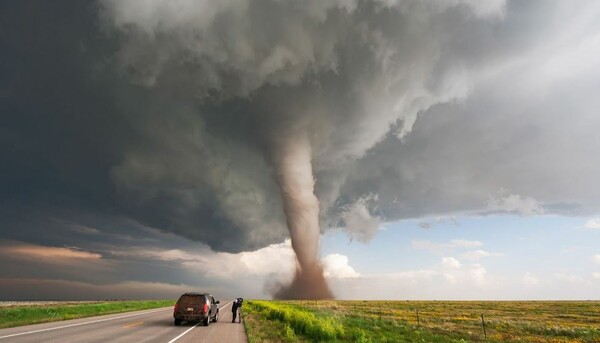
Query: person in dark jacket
231 298 243 323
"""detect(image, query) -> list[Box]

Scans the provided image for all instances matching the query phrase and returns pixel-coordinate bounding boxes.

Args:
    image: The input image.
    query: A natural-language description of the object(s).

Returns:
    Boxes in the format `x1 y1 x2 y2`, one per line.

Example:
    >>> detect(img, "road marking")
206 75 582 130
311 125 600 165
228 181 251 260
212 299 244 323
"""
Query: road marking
166 301 233 343
0 307 171 340
167 322 200 343
219 301 233 311
123 321 144 328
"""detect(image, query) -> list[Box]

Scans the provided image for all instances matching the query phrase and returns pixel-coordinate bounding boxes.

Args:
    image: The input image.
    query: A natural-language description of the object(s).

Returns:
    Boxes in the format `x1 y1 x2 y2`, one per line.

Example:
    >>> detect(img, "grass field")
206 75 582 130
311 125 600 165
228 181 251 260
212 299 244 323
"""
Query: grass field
243 300 600 342
0 300 175 329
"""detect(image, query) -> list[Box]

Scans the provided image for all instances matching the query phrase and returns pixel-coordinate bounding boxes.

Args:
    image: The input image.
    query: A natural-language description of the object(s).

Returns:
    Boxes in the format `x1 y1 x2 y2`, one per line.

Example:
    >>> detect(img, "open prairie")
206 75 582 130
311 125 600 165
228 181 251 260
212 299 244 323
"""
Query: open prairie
244 300 600 342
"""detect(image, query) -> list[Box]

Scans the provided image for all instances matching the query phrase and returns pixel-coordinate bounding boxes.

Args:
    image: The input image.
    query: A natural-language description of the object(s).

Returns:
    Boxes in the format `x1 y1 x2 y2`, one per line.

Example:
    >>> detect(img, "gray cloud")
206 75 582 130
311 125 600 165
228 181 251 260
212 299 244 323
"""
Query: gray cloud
94 0 500 252
1 0 600 265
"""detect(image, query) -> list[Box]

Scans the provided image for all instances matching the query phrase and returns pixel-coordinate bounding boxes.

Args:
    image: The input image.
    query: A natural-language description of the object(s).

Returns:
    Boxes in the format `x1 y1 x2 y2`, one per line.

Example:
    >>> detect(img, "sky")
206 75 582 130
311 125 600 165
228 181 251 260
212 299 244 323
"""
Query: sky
1 0 600 300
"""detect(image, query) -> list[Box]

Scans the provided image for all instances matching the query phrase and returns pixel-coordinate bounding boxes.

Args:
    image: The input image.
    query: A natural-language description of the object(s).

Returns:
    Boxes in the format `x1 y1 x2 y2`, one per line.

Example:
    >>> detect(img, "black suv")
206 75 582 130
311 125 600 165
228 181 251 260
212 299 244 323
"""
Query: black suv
173 292 220 326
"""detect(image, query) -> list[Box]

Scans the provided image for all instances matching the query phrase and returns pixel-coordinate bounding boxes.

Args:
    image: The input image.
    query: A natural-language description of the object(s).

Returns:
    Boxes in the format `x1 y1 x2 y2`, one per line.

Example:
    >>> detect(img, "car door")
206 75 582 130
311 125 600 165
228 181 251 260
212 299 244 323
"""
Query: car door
210 296 217 316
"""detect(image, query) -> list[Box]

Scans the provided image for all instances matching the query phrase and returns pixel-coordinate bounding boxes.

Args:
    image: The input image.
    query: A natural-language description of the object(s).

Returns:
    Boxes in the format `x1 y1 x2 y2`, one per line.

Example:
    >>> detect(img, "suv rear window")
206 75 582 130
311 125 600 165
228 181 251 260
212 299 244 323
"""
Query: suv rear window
178 294 206 306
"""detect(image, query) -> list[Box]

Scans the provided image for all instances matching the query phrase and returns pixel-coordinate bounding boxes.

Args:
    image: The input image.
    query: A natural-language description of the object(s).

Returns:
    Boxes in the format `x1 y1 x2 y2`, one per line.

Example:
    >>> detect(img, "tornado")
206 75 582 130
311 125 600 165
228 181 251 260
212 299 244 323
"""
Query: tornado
272 133 333 299
98 0 496 300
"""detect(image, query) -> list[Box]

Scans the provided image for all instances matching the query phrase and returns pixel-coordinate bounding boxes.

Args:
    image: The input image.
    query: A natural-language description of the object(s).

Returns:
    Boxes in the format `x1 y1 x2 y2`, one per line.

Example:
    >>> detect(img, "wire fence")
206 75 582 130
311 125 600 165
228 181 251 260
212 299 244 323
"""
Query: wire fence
290 300 600 342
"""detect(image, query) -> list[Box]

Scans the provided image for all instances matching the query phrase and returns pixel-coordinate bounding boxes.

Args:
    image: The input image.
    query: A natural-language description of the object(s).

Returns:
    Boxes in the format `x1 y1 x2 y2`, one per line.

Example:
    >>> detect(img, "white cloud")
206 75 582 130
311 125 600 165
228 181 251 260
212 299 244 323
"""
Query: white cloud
488 190 544 216
142 249 200 262
340 194 381 243
418 217 459 229
555 273 587 284
322 254 360 279
593 254 600 265
585 218 600 229
442 257 462 269
412 239 483 254
330 265 600 300
468 264 487 286
522 273 540 286
450 239 483 248
462 249 491 260
461 249 503 260
437 257 486 286
443 273 457 284
203 243 362 281
0 241 102 261
108 240 362 282
190 241 297 279
238 241 297 276
364 257 487 289
109 240 296 280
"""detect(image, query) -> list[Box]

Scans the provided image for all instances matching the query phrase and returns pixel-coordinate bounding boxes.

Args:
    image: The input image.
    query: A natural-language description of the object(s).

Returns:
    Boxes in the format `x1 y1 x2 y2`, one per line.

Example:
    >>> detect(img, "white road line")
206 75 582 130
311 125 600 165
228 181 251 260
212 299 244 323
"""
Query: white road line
0 307 171 340
166 322 200 343
166 301 233 343
219 301 233 311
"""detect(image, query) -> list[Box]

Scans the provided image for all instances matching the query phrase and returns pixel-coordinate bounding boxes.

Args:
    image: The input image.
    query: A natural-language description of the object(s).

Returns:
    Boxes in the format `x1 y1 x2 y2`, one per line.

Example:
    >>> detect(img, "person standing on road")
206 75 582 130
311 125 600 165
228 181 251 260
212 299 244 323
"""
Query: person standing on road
231 298 243 323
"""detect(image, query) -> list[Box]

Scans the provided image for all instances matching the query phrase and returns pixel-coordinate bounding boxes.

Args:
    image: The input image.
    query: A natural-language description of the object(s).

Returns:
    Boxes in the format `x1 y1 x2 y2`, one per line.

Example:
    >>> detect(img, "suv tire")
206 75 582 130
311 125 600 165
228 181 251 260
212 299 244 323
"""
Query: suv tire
174 319 182 326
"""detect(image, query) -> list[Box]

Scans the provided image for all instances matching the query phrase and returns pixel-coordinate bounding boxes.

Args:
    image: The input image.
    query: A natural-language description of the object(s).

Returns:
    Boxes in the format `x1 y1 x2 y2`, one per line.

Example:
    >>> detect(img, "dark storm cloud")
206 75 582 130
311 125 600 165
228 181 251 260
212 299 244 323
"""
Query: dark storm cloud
0 0 287 252
95 0 499 252
1 0 600 265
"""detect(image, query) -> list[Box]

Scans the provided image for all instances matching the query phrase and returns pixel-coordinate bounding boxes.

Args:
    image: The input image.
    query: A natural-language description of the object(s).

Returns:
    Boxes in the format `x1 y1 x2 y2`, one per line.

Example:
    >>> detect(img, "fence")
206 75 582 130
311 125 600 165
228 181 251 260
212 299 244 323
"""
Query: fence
290 300 600 341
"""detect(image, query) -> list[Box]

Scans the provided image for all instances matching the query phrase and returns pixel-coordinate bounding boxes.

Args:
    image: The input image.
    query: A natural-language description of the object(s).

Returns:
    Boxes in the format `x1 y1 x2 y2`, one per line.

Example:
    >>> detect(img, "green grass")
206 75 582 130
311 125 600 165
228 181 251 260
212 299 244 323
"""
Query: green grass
243 300 600 342
245 301 469 342
250 301 344 341
0 300 175 329
244 302 308 342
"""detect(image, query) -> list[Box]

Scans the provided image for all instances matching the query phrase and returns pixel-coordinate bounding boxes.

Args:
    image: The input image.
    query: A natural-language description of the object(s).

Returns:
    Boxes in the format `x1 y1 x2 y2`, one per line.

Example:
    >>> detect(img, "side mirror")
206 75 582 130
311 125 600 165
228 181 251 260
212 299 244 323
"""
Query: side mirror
215 300 220 304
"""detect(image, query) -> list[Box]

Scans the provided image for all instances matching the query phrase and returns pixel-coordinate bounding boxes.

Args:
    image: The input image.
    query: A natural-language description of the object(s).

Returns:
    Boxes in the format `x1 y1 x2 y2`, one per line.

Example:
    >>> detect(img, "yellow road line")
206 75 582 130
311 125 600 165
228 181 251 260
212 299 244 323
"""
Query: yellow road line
123 321 144 328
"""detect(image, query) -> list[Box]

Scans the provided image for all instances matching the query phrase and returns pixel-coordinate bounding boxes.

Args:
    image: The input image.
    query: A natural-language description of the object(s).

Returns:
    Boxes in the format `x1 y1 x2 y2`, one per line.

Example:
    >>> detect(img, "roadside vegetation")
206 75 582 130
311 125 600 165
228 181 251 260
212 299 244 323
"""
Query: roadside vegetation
244 300 600 342
0 300 174 329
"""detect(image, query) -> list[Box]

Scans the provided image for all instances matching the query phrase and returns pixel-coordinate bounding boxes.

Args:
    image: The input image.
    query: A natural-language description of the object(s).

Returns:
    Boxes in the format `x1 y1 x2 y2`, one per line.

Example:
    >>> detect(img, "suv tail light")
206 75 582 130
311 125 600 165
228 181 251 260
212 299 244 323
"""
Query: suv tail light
174 304 179 313
202 304 208 313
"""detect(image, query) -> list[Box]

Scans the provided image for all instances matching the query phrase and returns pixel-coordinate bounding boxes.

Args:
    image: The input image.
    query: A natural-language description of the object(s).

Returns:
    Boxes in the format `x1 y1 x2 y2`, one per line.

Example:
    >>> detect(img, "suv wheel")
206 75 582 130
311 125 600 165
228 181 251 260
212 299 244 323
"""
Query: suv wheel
213 310 219 322
204 316 210 326
174 319 182 326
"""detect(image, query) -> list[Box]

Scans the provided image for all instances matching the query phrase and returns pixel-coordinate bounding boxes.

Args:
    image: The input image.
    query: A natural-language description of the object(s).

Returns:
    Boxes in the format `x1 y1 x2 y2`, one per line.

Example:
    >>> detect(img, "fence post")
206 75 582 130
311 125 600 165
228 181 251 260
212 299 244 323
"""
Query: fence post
379 304 382 320
481 314 487 339
416 309 420 327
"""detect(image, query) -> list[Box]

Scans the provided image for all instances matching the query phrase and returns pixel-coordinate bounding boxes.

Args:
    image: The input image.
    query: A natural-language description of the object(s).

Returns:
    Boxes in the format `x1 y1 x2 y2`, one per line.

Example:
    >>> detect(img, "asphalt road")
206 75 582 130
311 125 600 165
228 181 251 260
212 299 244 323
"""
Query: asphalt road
0 301 247 343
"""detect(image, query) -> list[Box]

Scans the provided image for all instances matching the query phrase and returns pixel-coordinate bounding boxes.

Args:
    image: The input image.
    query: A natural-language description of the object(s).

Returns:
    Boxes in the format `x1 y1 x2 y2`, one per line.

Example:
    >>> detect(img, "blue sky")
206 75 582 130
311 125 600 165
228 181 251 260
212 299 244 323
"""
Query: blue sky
324 215 598 273
319 215 600 299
